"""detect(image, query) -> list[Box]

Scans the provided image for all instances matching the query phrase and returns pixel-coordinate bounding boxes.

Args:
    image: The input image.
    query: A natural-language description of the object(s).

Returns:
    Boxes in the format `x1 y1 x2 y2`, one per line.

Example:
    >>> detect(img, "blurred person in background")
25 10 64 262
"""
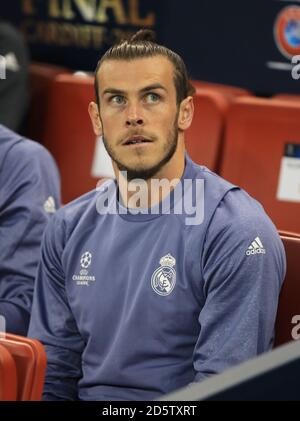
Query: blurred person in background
0 124 60 335
0 20 29 132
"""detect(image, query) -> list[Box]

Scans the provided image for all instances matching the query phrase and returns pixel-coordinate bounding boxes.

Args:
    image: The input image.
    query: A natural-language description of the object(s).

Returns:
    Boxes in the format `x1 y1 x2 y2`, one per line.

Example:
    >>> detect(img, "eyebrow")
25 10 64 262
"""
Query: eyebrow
102 84 167 96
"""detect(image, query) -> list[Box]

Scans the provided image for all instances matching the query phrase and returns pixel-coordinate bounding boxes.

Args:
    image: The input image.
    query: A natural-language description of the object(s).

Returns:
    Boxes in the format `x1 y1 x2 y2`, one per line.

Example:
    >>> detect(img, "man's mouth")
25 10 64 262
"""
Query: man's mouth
123 136 153 146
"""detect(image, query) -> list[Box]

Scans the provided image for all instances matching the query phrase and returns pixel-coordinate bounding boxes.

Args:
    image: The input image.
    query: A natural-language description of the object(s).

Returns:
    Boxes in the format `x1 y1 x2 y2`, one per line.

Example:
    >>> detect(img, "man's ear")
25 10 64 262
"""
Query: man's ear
178 96 194 131
88 102 102 136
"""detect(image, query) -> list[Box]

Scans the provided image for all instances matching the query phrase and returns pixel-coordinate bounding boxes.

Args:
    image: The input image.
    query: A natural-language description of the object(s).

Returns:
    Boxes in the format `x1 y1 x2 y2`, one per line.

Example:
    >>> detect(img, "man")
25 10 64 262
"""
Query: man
0 21 29 131
0 124 60 335
28 30 286 401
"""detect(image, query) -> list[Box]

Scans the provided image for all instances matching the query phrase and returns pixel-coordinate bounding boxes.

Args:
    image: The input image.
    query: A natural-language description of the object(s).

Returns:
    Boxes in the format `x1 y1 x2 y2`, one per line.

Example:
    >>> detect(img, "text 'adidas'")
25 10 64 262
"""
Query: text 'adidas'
246 237 266 256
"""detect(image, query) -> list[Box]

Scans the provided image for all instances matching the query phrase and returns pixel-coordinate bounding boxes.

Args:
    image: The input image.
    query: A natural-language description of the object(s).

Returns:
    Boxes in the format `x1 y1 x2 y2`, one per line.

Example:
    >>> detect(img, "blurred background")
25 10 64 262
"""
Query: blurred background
1 0 300 237
1 0 300 94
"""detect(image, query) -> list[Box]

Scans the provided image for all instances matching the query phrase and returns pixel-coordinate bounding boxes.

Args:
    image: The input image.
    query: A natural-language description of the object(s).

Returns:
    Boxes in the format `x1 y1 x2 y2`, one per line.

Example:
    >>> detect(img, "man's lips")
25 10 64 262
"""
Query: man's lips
122 136 153 146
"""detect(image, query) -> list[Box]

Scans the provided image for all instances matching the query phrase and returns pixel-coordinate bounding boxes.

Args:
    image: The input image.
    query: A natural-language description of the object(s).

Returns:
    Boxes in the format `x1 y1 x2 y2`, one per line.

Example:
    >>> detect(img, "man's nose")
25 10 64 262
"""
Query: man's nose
126 103 144 127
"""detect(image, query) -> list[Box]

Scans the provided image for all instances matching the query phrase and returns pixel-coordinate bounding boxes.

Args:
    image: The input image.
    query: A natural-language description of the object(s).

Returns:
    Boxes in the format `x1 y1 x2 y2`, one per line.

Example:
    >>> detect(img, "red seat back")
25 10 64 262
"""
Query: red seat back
27 62 70 143
0 334 47 401
191 80 251 98
186 90 229 172
43 74 97 203
275 235 300 347
273 94 300 102
0 343 17 401
220 97 300 232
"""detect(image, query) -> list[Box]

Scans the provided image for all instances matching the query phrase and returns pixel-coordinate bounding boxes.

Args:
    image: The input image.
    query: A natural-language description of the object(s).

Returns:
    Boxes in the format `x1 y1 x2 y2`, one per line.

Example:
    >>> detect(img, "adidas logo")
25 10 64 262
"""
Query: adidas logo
246 237 266 256
44 196 56 214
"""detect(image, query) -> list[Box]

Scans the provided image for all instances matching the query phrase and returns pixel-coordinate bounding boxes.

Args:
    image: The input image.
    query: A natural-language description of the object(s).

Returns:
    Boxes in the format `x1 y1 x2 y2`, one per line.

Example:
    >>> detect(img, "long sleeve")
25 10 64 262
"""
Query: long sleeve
0 139 60 335
28 213 85 401
193 189 286 382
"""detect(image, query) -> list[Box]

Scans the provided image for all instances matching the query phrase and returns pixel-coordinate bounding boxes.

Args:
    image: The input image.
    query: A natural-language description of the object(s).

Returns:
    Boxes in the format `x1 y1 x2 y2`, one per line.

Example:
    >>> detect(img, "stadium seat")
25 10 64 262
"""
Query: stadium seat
273 94 300 102
278 230 300 239
275 234 300 347
185 89 229 172
186 83 251 173
220 97 300 232
43 73 98 203
0 334 47 401
191 80 251 98
26 62 70 143
0 343 17 401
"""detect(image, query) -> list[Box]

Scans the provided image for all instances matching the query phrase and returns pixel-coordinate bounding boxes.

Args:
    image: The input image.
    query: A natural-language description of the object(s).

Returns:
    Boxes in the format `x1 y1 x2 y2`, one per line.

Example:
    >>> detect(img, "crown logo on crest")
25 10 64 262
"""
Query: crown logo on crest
160 254 176 268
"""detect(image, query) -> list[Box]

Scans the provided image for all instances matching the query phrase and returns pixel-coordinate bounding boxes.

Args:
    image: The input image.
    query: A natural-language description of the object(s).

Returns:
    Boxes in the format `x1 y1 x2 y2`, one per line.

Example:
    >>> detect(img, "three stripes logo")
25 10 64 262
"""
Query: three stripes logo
246 237 266 256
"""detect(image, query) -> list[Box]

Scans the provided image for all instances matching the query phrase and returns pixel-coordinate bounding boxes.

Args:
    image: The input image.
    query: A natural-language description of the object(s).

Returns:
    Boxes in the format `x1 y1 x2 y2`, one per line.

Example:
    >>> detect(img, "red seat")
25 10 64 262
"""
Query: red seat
186 83 251 173
43 74 98 203
0 334 47 401
191 80 251 99
275 235 300 347
26 62 70 143
186 89 229 172
0 343 17 401
220 97 300 232
278 230 300 239
273 94 300 102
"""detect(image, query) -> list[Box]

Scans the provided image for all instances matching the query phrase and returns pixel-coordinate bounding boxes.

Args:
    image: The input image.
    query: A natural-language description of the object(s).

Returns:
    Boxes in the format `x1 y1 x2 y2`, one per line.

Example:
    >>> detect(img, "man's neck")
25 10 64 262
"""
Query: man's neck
116 145 186 210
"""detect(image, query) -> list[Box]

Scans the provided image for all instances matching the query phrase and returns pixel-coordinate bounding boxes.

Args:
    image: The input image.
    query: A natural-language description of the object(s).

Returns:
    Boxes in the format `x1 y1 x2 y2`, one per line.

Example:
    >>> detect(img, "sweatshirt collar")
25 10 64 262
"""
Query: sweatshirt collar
116 153 196 222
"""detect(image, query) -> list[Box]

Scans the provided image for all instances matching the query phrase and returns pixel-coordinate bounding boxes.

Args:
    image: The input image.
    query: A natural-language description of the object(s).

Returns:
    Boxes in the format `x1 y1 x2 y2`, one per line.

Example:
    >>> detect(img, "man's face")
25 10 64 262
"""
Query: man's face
97 57 180 180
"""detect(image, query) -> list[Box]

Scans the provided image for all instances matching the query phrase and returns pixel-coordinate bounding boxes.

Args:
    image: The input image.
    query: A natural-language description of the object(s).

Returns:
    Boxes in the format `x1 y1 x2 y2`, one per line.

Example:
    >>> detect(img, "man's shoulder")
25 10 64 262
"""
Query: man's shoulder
0 125 56 171
188 159 240 213
12 138 54 166
206 184 278 248
191 160 237 193
0 125 22 161
187 158 275 232
188 158 263 215
54 179 114 234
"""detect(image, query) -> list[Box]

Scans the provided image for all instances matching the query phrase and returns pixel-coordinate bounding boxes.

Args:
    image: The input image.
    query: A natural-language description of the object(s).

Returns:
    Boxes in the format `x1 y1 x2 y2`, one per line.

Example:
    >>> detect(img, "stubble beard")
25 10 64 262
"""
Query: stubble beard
102 118 179 182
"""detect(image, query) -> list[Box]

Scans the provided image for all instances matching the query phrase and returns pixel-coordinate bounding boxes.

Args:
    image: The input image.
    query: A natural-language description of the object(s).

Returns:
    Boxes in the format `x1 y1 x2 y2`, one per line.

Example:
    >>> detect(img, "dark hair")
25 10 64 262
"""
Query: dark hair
94 29 195 106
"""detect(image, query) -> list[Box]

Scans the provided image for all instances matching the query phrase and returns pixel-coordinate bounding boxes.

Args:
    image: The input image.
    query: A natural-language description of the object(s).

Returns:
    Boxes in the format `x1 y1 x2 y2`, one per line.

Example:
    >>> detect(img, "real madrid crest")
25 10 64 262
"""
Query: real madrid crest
151 254 176 296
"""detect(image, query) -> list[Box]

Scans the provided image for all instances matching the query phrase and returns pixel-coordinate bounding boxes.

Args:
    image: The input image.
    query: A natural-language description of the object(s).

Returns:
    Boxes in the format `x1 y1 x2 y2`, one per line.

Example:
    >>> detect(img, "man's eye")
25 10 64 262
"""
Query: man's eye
110 96 125 105
145 93 160 103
